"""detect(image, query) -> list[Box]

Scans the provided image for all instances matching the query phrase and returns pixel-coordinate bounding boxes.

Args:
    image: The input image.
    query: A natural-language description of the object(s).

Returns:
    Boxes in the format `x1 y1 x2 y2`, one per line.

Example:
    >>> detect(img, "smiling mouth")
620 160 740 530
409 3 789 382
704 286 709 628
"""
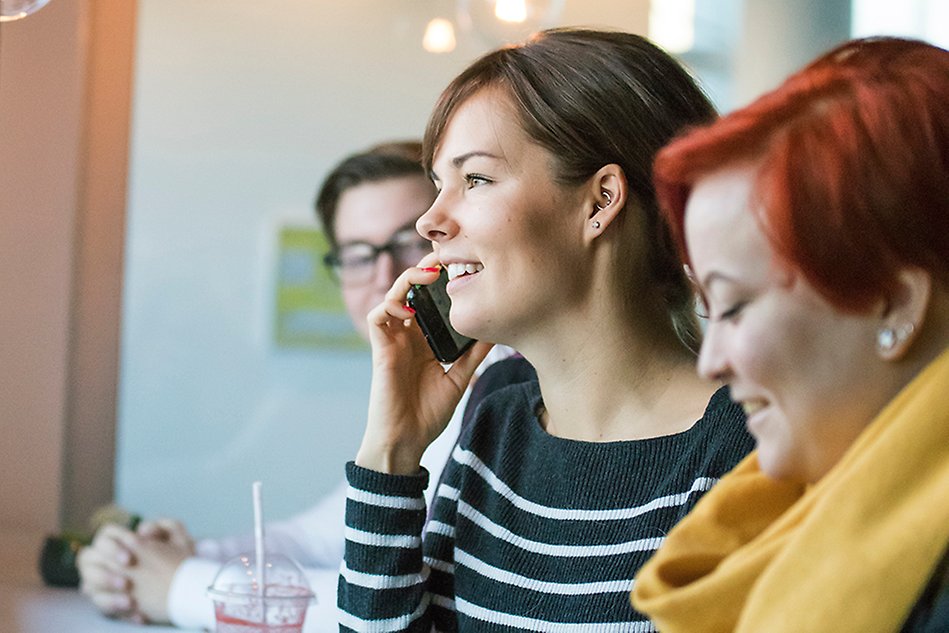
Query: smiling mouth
446 262 484 281
740 399 768 417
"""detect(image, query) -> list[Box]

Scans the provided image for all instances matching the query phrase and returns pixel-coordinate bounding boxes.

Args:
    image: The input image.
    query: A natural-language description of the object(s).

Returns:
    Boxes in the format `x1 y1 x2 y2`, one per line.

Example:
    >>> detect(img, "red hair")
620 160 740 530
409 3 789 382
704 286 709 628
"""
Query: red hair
655 37 949 312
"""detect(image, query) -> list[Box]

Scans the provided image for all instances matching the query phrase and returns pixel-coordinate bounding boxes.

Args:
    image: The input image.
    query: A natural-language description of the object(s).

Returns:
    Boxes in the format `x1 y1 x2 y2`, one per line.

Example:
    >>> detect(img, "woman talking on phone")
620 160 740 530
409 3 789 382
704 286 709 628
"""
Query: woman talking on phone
337 29 754 631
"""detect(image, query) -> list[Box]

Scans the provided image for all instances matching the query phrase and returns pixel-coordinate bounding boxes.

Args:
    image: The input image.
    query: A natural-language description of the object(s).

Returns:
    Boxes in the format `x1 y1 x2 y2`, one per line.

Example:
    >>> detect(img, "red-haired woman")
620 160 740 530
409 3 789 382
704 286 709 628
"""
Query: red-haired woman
632 37 949 632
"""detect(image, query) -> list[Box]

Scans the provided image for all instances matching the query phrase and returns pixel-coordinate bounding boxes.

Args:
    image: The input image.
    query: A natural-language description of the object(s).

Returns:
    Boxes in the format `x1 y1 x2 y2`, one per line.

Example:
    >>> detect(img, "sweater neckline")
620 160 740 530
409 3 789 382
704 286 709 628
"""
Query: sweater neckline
526 382 731 449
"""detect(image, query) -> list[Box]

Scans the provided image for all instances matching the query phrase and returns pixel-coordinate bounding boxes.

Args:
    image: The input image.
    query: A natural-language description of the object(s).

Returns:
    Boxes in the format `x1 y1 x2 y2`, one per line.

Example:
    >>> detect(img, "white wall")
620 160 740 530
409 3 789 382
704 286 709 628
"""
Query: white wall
734 0 851 107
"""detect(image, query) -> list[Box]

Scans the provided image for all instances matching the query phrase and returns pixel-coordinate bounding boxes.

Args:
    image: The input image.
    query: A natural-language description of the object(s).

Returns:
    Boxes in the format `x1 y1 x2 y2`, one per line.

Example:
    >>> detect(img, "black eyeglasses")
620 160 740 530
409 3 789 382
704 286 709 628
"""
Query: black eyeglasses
323 228 431 285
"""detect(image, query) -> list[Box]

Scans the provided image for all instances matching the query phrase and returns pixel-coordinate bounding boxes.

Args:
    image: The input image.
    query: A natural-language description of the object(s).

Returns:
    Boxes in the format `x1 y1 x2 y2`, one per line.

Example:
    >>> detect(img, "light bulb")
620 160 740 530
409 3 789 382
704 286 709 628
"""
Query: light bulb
423 17 457 54
0 0 52 22
648 0 696 54
457 0 565 46
495 0 527 24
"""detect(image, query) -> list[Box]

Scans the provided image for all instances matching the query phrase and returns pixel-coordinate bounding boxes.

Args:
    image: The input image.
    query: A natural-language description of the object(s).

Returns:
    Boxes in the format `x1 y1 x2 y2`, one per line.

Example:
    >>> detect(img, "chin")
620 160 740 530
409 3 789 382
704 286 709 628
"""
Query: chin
756 448 811 484
755 443 788 481
448 307 487 341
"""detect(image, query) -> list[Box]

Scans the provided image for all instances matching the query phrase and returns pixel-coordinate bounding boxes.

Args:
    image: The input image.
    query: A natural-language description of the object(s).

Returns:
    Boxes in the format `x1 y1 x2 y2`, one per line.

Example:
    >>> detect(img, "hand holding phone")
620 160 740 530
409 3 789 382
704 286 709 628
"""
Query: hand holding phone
406 267 476 363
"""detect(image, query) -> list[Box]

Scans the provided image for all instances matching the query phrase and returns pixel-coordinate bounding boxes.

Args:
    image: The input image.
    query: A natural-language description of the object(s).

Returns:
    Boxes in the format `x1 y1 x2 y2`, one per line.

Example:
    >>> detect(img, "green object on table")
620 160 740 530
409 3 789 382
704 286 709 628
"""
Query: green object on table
39 534 88 587
38 512 141 588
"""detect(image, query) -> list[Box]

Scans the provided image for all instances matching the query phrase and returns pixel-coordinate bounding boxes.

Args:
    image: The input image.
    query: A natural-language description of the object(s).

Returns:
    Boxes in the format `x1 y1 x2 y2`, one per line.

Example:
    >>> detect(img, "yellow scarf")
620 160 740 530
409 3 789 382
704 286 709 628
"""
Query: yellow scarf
632 347 949 632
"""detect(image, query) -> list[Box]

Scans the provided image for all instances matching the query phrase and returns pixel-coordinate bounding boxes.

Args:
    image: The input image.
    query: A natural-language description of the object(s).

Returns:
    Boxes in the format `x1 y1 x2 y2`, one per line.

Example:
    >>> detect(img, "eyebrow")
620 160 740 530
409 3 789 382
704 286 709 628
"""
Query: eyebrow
699 270 737 290
451 150 502 168
431 150 503 182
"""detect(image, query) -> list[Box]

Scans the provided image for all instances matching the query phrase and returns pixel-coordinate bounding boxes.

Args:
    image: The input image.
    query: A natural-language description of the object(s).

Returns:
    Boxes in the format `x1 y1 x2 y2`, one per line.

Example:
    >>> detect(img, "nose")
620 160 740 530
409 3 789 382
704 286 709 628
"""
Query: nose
416 192 455 244
696 322 732 383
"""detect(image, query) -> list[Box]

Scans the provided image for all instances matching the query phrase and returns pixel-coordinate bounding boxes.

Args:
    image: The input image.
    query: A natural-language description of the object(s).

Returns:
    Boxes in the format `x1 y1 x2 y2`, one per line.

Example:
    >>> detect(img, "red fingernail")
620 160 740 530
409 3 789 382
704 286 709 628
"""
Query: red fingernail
420 267 440 273
404 305 416 314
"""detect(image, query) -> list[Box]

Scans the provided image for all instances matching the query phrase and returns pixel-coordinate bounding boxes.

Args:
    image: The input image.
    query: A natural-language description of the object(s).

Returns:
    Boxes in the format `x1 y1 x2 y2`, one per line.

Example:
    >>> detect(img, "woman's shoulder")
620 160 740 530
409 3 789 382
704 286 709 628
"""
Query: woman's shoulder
477 355 538 395
702 385 746 424
468 377 540 431
695 386 752 443
667 385 755 477
458 371 541 456
461 355 538 428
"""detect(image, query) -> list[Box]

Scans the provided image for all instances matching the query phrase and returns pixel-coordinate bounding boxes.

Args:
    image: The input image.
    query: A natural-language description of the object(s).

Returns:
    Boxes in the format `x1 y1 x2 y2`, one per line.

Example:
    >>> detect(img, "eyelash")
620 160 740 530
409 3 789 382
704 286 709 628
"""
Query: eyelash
716 301 747 323
464 173 491 188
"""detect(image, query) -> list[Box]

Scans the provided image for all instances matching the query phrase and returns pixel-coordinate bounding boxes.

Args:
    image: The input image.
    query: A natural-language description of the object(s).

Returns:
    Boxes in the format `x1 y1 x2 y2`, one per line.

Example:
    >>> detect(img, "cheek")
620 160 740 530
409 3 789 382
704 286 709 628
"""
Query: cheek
341 287 370 322
728 321 784 386
729 297 823 393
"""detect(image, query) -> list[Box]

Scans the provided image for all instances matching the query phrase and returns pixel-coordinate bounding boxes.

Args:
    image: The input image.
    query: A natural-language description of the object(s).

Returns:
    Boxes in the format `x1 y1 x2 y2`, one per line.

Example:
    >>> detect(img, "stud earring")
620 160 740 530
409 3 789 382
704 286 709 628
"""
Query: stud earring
876 323 915 353
592 220 601 229
877 327 897 352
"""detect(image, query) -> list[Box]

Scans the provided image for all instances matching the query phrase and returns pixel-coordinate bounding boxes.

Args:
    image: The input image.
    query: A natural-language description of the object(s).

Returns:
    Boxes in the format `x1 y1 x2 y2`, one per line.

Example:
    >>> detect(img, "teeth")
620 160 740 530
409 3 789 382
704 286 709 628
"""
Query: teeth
447 263 464 280
446 262 484 281
741 400 766 416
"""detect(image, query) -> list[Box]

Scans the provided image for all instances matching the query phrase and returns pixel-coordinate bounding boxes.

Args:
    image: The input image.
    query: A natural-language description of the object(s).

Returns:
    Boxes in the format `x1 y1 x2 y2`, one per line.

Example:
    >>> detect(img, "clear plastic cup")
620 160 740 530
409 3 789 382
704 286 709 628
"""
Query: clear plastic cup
207 553 315 633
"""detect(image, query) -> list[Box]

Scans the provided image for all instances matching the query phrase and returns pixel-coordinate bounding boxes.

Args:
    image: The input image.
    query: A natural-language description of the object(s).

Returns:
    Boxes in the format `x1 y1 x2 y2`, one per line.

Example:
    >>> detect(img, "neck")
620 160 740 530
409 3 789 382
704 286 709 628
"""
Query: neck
518 309 714 442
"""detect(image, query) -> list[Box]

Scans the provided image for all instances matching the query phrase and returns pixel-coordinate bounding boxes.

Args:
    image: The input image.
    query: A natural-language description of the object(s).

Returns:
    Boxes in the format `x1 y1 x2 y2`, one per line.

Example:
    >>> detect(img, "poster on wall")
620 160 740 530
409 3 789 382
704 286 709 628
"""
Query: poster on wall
273 226 363 350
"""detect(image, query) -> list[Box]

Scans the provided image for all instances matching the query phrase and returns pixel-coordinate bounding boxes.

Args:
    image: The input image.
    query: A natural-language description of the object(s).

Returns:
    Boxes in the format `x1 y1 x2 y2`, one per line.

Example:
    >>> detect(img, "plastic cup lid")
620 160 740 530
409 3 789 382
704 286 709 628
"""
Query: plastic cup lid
206 553 315 605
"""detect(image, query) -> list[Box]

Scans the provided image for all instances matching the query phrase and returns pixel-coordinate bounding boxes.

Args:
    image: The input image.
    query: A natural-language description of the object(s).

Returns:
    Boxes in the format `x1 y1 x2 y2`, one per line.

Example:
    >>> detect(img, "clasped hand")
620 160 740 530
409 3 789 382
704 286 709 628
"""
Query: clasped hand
77 518 195 625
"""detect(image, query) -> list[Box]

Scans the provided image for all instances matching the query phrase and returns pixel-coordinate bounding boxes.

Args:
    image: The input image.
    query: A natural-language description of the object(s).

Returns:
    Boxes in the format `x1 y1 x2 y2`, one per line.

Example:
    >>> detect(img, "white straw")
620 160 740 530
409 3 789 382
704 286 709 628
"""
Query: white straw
253 481 266 599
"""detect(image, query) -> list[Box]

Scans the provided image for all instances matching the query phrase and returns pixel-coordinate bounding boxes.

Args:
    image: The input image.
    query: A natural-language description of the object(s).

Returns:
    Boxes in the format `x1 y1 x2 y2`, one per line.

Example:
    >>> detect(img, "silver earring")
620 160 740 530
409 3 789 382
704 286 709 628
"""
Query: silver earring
592 220 601 229
877 323 914 353
594 190 613 212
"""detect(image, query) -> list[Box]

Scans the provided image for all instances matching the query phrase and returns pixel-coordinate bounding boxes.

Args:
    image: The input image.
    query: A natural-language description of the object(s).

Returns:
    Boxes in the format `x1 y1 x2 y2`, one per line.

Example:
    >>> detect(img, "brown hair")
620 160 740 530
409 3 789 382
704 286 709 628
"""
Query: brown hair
422 28 716 351
314 140 427 249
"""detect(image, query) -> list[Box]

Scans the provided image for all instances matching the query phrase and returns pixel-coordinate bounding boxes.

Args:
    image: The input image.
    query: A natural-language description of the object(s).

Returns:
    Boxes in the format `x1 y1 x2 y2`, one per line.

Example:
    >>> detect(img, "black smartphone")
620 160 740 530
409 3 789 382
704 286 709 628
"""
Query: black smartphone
406 267 476 363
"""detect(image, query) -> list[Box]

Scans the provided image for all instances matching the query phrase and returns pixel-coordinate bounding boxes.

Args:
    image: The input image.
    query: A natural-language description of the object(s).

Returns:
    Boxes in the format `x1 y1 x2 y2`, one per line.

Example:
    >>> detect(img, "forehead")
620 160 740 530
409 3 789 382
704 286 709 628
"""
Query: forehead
432 88 533 170
685 163 773 279
334 175 435 244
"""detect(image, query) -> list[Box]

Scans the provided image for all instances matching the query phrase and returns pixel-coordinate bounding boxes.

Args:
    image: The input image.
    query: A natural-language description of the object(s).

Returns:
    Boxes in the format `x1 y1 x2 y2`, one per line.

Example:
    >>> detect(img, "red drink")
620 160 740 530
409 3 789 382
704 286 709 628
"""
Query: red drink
214 608 305 633
208 554 314 633
211 584 312 633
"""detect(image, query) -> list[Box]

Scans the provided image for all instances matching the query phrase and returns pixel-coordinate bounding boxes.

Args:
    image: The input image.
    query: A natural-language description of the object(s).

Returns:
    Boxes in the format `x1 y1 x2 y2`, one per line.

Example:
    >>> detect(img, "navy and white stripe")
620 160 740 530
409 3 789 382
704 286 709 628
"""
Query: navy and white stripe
338 381 752 632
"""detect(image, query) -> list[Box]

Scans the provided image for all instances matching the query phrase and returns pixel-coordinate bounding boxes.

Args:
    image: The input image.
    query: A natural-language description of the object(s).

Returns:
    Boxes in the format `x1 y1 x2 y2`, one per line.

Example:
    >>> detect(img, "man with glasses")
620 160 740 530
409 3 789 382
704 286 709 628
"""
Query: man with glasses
77 141 523 630
317 142 437 341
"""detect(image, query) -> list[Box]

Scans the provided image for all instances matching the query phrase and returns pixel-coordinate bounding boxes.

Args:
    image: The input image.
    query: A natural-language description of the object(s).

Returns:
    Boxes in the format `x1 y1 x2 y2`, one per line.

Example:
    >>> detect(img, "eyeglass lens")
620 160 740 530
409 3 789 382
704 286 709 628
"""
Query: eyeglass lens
332 230 431 284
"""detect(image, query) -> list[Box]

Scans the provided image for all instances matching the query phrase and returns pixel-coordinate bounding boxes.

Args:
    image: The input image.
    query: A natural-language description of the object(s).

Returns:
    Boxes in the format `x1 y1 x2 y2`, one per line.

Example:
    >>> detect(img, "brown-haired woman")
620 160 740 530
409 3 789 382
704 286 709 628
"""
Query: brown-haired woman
632 37 949 632
338 29 754 631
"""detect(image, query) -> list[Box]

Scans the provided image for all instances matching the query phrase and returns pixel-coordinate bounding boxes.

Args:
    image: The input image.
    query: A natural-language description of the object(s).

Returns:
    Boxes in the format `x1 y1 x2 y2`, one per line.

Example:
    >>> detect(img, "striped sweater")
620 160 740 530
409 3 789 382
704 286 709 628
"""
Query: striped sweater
338 381 753 632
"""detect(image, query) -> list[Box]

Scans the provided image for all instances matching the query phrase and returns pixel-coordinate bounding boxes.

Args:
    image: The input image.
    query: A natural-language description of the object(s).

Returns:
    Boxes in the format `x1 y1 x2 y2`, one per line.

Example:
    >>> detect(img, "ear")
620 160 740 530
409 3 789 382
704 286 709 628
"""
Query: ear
875 267 931 361
584 164 627 243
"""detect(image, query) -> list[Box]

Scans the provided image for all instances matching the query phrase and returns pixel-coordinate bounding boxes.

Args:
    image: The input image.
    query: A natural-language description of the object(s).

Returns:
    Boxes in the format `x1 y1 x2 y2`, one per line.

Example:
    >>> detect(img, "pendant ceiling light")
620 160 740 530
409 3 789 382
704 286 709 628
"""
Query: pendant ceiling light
648 0 696 54
456 0 565 46
423 17 458 53
0 0 52 22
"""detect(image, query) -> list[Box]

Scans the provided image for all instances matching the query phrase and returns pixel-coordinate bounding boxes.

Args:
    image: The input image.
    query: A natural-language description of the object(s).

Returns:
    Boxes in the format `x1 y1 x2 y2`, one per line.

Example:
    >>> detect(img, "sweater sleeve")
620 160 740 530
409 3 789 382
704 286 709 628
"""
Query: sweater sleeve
337 462 436 632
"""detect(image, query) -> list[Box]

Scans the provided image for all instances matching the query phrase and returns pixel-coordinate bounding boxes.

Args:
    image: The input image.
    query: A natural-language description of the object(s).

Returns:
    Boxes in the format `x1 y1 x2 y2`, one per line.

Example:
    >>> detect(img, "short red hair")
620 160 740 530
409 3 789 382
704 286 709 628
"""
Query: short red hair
655 37 949 312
